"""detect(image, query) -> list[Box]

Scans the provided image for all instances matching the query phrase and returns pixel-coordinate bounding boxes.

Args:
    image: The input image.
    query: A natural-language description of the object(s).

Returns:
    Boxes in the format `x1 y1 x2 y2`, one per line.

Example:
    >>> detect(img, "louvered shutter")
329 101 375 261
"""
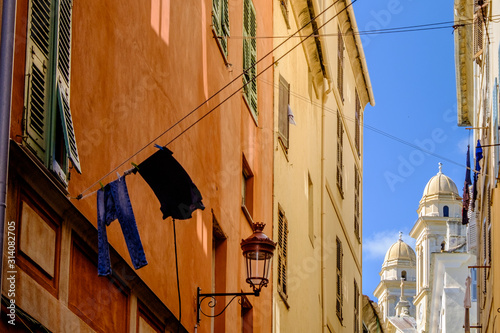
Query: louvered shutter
212 0 221 35
25 0 52 159
337 30 344 102
355 91 360 155
243 0 257 117
473 0 484 57
220 0 229 54
336 238 343 319
278 209 288 296
337 113 343 192
55 0 81 173
278 75 290 148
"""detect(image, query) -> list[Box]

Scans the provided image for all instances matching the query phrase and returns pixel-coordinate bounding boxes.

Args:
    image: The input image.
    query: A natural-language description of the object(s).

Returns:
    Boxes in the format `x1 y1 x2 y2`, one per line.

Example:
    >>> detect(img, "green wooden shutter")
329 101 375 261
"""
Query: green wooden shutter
55 0 81 173
220 0 229 54
243 0 257 117
25 0 52 159
212 0 222 36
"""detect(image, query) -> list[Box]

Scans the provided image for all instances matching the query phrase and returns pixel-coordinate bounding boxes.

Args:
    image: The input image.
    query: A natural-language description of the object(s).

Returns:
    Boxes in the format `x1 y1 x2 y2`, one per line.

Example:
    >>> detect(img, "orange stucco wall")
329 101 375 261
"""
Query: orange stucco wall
7 0 274 331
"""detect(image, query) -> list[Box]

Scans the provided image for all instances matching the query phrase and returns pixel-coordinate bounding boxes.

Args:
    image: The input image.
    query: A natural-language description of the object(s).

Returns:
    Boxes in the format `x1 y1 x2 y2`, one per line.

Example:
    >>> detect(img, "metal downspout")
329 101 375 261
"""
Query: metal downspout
0 0 17 291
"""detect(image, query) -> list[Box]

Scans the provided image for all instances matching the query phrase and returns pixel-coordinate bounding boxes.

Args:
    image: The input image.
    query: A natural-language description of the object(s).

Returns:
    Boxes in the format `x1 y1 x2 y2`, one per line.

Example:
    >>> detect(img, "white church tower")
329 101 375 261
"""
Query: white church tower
409 163 475 332
374 233 417 322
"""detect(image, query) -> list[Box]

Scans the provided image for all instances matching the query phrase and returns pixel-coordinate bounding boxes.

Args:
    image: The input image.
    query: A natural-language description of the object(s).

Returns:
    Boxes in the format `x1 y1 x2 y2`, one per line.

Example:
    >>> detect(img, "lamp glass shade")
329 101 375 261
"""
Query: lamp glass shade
245 250 273 289
240 222 276 292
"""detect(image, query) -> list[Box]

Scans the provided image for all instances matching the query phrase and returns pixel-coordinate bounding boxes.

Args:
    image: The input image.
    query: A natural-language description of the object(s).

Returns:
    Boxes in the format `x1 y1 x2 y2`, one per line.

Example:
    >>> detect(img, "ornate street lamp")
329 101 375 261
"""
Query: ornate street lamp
196 222 276 324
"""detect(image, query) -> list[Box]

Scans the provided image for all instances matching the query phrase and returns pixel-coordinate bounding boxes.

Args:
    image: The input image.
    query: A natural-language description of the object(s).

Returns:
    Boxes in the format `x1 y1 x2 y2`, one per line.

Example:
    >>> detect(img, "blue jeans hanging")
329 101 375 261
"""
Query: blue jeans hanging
97 176 148 276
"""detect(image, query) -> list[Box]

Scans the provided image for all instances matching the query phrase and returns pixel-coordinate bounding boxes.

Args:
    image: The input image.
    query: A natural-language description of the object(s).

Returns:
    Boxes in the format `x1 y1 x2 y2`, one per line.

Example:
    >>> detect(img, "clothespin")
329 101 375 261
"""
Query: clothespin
154 144 165 150
117 171 121 180
131 162 139 171
99 181 105 190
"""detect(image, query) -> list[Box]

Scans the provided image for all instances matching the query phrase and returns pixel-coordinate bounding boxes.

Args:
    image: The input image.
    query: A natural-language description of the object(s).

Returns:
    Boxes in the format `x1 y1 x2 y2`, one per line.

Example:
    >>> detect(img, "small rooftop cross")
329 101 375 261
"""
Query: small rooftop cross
399 231 403 241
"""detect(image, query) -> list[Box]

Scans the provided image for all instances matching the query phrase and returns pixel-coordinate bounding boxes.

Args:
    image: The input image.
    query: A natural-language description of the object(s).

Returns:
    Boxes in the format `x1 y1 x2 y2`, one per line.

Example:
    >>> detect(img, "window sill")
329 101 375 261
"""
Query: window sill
211 26 230 66
278 136 289 161
278 289 290 309
241 205 253 226
242 93 258 127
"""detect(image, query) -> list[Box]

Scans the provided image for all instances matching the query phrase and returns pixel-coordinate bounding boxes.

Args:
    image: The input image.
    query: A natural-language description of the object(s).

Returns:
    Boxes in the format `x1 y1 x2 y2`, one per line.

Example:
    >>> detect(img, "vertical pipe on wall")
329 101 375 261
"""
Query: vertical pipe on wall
0 0 17 290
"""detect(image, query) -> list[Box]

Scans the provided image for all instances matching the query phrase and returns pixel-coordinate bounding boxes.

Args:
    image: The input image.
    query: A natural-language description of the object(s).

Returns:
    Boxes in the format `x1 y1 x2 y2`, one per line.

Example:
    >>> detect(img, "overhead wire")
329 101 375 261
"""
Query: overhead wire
221 15 500 39
75 1 491 198
250 71 470 171
75 0 344 199
163 0 359 148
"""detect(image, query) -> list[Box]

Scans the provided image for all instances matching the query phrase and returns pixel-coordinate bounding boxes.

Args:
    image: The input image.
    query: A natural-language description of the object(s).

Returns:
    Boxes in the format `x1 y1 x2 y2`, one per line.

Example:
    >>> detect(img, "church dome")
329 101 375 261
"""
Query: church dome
384 237 416 265
422 164 459 198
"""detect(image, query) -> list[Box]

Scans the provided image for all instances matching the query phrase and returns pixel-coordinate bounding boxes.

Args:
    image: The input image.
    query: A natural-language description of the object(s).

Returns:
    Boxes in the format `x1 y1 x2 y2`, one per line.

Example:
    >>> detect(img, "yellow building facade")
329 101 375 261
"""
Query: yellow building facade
272 0 374 332
454 0 500 331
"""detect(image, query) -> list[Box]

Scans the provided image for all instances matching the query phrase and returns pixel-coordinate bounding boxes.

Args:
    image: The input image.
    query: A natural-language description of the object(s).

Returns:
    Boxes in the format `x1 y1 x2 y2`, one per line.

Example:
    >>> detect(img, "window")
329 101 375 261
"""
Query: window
471 267 477 302
277 206 288 299
337 112 344 195
242 156 254 221
443 205 449 217
278 75 290 149
212 0 230 56
337 27 344 102
280 0 290 28
354 166 360 242
473 0 485 58
24 0 81 185
354 279 360 333
401 270 407 281
243 0 258 119
336 238 343 321
355 90 361 155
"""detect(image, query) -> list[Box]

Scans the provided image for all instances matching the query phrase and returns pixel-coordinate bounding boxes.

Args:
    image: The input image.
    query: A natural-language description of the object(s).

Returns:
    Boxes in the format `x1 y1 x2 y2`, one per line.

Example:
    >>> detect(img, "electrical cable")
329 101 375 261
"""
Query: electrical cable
173 219 182 333
221 15 500 39
164 0 358 148
245 65 482 174
74 0 343 199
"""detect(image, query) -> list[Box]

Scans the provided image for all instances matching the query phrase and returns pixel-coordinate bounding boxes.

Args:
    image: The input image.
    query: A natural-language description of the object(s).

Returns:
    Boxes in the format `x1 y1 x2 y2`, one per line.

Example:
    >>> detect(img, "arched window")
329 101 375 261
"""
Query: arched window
401 270 407 281
443 206 449 217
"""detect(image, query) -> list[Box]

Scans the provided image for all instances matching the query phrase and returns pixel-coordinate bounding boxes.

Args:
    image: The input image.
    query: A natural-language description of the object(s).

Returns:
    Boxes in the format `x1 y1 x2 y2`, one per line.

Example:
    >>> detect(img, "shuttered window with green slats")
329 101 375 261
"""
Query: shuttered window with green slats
242 0 257 120
24 0 81 185
212 0 230 56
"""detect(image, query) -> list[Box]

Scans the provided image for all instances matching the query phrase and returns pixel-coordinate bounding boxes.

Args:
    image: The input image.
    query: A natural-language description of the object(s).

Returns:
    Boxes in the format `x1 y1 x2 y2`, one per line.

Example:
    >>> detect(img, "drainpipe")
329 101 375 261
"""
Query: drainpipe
321 76 332 333
0 0 17 290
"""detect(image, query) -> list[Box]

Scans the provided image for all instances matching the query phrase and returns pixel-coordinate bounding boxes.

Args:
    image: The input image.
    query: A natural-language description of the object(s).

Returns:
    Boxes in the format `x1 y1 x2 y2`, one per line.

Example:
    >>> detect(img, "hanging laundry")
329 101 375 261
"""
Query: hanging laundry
137 147 205 220
472 140 483 210
288 105 296 125
462 145 471 224
97 176 148 276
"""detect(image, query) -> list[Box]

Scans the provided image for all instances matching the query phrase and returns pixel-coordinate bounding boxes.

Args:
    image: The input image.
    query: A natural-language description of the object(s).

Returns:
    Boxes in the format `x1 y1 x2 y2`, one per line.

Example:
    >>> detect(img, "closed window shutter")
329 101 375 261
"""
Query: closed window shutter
278 75 290 148
243 0 257 117
337 29 344 102
355 90 360 155
336 238 343 320
337 113 344 192
25 0 52 159
278 209 288 297
56 0 81 173
354 167 360 241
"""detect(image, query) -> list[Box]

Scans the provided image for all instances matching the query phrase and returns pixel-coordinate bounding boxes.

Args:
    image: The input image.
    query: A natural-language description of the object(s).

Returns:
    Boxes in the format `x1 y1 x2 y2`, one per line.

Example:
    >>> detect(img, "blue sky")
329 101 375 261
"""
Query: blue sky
354 0 470 299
